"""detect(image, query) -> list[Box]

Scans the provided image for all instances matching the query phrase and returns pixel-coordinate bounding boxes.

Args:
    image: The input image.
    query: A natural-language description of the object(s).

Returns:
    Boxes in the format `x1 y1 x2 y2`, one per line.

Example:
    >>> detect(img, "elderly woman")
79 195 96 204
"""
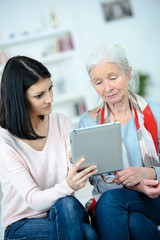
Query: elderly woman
79 44 160 240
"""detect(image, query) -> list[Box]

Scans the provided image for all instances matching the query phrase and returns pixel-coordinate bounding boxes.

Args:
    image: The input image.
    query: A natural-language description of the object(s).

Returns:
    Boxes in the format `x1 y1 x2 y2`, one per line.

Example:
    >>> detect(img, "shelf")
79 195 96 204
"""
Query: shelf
41 50 76 64
0 28 74 48
0 49 76 75
0 50 76 75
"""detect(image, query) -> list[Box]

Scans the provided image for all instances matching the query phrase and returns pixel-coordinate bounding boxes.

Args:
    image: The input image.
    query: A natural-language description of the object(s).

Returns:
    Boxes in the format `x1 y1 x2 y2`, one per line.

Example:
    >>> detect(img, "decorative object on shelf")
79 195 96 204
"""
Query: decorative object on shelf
55 32 74 53
49 6 58 28
21 31 31 37
9 33 16 39
136 72 150 97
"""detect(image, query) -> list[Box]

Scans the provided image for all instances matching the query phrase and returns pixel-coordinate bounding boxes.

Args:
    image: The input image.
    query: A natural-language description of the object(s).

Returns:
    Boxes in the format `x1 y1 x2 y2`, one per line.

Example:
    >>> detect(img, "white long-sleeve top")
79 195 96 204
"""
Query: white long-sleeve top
0 112 74 236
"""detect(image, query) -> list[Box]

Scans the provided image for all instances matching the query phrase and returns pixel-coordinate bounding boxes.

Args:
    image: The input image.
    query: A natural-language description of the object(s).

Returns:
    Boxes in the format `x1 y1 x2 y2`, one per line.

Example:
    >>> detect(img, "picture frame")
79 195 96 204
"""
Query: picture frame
101 0 133 22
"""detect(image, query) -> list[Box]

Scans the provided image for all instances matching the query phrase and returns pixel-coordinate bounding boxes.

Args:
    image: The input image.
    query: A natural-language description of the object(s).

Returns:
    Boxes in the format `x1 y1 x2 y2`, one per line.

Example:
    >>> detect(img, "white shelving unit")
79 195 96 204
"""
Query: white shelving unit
41 50 76 64
0 28 87 127
0 28 77 67
0 28 77 47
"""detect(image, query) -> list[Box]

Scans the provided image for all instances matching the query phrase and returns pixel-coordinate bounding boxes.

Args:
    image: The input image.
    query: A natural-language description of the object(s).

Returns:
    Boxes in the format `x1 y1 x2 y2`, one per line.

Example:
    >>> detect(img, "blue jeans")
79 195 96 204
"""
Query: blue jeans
4 196 98 240
95 188 160 240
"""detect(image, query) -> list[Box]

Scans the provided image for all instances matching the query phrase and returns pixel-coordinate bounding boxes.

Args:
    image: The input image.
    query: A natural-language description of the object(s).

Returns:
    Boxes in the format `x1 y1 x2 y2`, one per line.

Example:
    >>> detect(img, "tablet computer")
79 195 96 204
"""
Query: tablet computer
69 122 123 175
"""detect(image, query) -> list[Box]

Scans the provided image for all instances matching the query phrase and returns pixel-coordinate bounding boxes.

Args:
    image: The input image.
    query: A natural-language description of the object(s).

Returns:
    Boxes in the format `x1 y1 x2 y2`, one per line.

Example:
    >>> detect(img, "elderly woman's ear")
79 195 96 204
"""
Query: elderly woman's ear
128 66 132 81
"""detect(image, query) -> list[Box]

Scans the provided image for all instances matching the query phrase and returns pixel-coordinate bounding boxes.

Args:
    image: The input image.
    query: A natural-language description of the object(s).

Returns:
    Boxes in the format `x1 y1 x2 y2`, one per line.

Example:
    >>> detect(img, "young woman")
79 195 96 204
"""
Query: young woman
79 44 160 240
0 56 98 240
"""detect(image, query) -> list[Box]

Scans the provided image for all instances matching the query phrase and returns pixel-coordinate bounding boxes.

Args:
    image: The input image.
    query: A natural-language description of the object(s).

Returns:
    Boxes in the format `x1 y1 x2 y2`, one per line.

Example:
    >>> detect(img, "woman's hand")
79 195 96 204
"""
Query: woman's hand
68 151 72 163
115 166 156 187
66 157 98 191
131 179 160 199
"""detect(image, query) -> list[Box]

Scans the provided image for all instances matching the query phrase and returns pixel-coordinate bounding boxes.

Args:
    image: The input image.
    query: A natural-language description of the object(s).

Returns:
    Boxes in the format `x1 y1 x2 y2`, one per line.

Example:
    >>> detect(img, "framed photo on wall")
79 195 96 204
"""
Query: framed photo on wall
101 0 133 22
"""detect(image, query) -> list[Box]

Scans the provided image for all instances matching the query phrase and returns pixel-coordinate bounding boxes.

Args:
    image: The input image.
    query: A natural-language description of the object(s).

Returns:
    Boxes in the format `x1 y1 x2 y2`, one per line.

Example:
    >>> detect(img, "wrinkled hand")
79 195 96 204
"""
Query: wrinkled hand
67 158 98 191
115 167 156 187
135 179 160 199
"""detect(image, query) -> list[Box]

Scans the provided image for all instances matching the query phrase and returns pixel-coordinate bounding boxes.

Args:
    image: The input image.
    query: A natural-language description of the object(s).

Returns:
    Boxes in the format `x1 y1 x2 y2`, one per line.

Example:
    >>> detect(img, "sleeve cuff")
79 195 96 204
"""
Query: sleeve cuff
152 167 160 181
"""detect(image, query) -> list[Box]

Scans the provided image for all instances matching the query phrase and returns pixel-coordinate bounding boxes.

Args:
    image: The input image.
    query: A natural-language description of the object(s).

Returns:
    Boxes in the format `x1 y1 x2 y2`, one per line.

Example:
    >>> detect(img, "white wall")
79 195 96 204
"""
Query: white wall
0 0 160 109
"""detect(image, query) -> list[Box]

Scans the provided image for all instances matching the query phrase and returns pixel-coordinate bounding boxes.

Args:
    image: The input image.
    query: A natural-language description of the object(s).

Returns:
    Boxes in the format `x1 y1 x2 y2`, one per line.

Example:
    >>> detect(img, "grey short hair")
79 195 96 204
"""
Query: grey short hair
86 44 139 92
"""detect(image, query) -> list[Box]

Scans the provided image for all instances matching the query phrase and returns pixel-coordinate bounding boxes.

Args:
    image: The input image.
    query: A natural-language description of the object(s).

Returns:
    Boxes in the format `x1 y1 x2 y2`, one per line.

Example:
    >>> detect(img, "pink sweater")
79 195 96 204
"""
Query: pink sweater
0 112 74 237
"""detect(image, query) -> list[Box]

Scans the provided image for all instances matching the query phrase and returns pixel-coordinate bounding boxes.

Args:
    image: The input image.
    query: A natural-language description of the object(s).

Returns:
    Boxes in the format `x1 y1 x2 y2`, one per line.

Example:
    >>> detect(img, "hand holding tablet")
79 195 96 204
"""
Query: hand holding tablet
69 122 124 175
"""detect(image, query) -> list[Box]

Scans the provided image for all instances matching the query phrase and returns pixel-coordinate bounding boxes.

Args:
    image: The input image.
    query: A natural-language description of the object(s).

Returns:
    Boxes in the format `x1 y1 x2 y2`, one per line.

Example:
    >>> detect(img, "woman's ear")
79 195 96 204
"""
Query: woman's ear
128 66 132 81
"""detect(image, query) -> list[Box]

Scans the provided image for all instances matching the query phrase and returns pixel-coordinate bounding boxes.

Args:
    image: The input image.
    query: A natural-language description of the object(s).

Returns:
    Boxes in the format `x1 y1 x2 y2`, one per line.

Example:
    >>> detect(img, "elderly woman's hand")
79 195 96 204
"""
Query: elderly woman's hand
129 179 160 199
66 157 98 191
115 166 157 187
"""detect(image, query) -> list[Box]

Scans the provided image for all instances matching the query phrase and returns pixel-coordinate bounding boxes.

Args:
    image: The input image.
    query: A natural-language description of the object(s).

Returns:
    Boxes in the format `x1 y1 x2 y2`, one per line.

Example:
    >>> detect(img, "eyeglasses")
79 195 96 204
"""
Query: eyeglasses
100 172 117 184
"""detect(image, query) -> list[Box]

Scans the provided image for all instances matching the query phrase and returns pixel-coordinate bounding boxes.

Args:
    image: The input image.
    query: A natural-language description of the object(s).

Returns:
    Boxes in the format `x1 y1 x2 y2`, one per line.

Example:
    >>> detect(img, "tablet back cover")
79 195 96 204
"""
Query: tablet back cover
69 122 123 174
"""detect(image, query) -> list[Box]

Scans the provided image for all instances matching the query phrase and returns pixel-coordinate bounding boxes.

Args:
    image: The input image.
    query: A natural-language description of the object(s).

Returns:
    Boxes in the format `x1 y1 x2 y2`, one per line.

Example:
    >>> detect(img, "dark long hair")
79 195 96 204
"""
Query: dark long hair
0 56 51 140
